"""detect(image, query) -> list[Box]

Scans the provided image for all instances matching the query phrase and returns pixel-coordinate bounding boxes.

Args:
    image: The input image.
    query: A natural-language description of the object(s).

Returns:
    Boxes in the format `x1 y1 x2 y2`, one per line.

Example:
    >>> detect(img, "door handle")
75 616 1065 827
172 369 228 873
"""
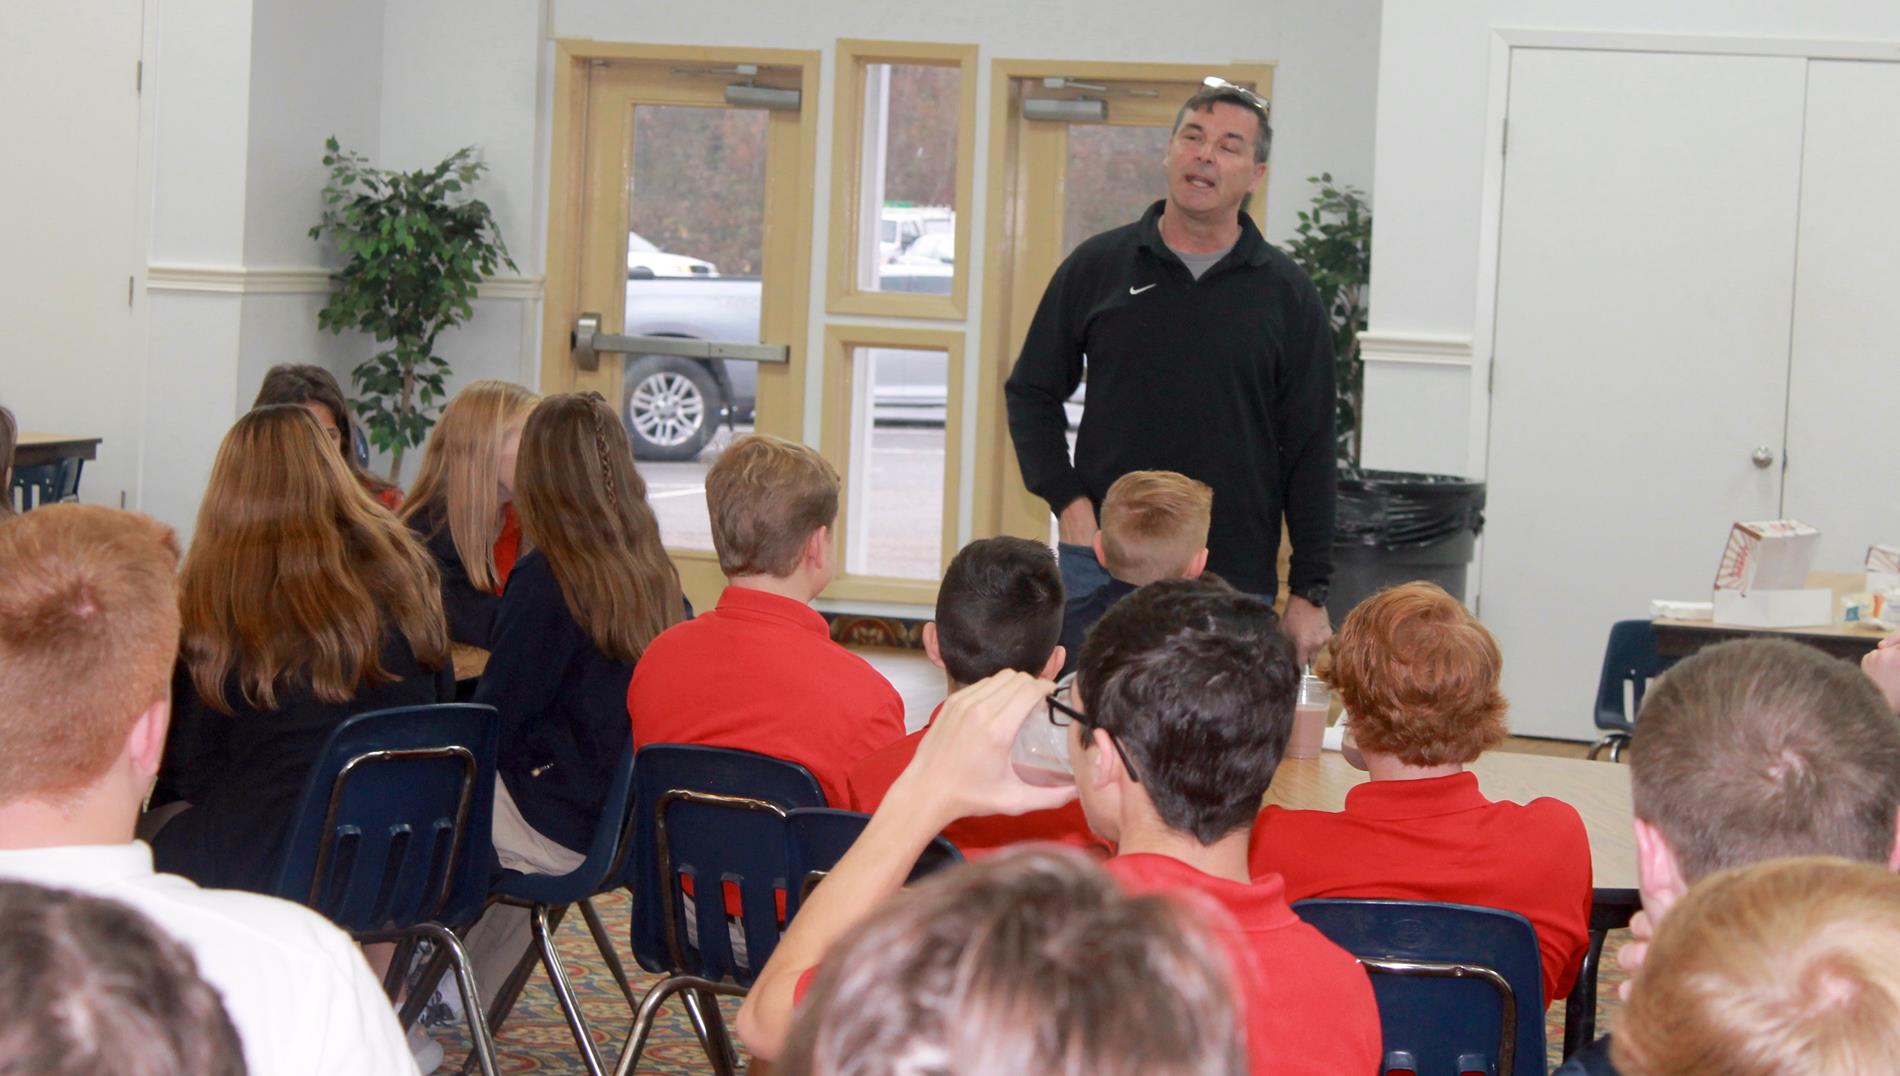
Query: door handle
1752 445 1775 469
571 312 789 373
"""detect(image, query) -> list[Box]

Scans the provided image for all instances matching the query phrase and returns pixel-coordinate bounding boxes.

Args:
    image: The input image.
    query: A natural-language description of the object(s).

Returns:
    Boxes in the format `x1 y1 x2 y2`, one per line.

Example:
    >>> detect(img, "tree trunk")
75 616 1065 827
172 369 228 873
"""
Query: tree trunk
388 355 417 483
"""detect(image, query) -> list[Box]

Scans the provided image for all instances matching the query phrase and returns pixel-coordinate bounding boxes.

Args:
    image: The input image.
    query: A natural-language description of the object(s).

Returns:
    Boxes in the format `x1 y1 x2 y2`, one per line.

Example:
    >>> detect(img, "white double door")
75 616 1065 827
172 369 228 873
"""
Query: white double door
1482 49 1900 739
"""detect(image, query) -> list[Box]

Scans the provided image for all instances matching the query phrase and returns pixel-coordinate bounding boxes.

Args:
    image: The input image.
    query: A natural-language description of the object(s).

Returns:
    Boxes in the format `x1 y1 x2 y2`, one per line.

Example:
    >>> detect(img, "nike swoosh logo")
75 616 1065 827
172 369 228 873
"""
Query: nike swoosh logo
1129 283 1157 295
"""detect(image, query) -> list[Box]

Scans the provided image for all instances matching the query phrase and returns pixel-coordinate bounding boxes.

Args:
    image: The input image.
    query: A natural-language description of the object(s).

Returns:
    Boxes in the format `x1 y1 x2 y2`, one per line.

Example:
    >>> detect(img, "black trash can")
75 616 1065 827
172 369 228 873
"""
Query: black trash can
1327 469 1486 627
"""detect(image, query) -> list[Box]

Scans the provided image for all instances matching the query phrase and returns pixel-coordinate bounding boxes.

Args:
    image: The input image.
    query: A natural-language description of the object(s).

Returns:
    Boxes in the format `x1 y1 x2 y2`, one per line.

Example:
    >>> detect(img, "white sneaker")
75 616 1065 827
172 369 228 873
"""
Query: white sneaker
407 1024 445 1075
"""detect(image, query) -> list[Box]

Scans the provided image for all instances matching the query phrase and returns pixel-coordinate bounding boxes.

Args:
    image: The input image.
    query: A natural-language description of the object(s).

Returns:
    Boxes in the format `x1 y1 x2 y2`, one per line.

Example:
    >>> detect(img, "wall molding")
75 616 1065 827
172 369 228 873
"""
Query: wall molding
1359 330 1474 367
146 264 543 300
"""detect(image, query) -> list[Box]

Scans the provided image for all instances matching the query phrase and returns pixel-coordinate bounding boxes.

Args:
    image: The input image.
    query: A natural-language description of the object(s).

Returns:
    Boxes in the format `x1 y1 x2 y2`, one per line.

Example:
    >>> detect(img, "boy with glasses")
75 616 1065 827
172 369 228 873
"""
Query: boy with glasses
740 577 1379 1074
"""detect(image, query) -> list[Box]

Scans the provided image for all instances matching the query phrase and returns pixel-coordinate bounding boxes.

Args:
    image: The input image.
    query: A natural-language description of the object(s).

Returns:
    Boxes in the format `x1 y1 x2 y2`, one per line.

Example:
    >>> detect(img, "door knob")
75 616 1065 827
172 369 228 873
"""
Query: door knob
1752 445 1775 469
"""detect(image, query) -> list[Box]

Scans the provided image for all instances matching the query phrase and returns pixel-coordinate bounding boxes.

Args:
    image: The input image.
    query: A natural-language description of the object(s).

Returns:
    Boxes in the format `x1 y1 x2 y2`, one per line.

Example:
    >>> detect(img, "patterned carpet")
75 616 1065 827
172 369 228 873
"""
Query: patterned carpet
418 888 1629 1074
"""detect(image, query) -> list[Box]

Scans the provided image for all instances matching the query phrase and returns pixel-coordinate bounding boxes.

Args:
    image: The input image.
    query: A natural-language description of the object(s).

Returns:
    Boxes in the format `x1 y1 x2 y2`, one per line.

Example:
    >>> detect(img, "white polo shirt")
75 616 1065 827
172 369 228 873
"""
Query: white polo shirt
0 842 417 1076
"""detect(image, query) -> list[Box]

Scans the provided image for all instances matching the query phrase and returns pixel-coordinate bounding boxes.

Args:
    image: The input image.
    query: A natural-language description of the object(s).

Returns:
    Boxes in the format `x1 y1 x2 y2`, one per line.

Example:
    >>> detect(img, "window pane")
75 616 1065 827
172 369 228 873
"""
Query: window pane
623 104 767 553
857 63 960 294
844 346 947 580
1062 124 1172 258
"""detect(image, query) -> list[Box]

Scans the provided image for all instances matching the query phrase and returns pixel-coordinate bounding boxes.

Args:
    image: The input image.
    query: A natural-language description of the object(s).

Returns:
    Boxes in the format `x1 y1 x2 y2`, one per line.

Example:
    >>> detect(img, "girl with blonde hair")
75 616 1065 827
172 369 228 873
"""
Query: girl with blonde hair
401 380 539 644
151 405 452 894
474 392 684 872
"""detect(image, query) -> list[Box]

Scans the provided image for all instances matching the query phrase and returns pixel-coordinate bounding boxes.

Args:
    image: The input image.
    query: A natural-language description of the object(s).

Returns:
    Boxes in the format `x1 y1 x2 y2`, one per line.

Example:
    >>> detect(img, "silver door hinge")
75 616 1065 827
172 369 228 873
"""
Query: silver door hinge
128 276 135 306
136 61 143 93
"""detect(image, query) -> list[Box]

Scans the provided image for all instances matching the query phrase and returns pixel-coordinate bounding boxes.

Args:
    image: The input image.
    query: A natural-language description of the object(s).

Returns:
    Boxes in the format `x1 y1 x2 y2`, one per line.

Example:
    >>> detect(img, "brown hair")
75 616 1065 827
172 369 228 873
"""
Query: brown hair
0 404 15 517
704 433 839 578
0 881 247 1076
180 405 447 714
0 506 180 805
253 363 397 501
1614 856 1900 1076
513 393 682 663
779 846 1245 1076
1631 638 1900 883
1099 470 1213 584
401 380 539 593
1328 582 1509 767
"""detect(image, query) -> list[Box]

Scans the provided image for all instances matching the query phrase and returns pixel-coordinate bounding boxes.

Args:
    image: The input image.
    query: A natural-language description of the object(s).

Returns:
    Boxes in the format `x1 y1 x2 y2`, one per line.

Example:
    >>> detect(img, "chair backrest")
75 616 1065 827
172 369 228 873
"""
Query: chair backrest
1594 619 1678 733
494 740 637 905
783 808 964 916
10 459 82 511
626 744 825 986
271 703 499 935
1294 898 1545 1076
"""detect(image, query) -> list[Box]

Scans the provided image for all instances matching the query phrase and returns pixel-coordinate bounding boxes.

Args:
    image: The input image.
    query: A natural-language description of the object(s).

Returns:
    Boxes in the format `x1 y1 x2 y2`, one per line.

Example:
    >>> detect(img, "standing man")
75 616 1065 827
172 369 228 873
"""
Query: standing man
1005 78 1337 663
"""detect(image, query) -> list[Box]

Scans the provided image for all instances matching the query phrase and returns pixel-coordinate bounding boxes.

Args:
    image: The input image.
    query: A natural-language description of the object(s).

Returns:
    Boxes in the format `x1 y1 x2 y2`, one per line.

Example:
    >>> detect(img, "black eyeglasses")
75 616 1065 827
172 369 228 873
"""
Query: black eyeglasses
1045 680 1141 784
1202 75 1270 118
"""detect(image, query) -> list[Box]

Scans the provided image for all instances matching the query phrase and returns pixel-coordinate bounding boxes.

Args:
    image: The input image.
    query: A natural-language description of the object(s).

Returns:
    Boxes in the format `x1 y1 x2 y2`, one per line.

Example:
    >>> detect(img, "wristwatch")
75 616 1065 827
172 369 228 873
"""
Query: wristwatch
1291 583 1329 608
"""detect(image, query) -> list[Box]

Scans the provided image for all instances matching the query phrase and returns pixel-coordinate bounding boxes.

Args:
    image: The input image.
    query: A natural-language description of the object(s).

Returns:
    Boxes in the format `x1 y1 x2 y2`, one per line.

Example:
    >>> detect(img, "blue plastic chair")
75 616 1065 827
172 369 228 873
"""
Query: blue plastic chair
1295 898 1545 1076
269 702 502 1076
610 745 825 1076
476 743 640 1076
10 458 83 511
1589 620 1678 762
783 807 964 917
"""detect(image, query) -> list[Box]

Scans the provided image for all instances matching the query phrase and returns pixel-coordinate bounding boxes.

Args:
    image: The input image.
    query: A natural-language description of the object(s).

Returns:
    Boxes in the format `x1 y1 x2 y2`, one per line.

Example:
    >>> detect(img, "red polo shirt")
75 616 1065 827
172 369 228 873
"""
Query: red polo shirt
1249 770 1593 1006
846 704 1111 859
1106 853 1382 1076
627 585 905 807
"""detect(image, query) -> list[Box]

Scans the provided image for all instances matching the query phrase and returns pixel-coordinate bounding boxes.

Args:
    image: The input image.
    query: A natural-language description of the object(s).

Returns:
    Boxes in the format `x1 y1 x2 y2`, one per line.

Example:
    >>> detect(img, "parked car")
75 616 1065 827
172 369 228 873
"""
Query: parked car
627 231 718 278
878 206 953 263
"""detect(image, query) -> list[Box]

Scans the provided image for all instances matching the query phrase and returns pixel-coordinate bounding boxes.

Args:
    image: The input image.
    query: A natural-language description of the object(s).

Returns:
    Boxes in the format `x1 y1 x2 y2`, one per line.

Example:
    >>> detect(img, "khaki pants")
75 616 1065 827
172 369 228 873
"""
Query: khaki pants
462 783 586 993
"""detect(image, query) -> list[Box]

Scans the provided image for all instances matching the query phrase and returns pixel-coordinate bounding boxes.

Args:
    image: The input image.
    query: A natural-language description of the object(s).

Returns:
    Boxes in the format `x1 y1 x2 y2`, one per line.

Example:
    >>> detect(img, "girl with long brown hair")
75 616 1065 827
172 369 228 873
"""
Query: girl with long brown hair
474 392 684 872
253 363 403 510
150 405 452 894
0 404 15 517
400 380 539 644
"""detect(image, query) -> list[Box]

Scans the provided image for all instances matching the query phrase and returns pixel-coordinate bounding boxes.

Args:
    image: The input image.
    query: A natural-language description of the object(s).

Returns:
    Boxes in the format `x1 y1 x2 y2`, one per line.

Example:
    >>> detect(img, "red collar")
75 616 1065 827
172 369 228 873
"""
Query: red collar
1109 852 1299 930
1341 771 1492 821
711 585 830 638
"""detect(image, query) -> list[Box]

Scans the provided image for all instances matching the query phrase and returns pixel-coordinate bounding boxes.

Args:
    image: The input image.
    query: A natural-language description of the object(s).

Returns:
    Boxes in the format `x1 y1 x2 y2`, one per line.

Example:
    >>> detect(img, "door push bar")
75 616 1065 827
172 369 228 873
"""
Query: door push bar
570 312 790 372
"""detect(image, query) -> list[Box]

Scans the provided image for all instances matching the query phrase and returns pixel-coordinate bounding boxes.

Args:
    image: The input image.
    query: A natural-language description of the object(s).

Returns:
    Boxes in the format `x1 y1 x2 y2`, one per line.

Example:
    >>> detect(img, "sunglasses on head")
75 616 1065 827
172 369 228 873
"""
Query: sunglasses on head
1202 75 1270 118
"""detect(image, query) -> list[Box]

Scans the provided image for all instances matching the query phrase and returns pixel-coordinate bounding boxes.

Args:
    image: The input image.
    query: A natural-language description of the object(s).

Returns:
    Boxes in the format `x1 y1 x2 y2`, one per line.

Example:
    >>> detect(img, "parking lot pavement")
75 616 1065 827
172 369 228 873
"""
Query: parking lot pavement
642 424 949 581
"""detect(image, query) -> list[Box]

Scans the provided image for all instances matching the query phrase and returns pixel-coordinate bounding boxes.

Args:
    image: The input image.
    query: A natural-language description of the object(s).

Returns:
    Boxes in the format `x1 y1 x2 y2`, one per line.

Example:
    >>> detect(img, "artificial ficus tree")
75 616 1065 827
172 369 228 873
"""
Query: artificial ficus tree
310 137 515 481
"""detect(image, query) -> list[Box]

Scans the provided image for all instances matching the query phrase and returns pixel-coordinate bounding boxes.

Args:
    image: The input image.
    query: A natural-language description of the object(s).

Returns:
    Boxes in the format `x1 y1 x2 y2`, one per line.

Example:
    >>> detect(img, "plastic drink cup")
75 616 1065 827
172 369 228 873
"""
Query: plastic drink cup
1010 693 1076 787
1288 669 1329 760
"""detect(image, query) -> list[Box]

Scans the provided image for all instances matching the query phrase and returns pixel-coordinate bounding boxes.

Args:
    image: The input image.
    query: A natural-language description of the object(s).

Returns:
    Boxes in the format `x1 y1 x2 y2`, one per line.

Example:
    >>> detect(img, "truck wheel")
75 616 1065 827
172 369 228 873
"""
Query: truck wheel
624 355 721 462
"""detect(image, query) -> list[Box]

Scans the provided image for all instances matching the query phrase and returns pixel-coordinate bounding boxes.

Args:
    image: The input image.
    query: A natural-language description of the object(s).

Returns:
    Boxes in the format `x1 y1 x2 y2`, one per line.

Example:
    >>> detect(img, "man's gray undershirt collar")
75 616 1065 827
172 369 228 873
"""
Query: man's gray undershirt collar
1166 240 1236 281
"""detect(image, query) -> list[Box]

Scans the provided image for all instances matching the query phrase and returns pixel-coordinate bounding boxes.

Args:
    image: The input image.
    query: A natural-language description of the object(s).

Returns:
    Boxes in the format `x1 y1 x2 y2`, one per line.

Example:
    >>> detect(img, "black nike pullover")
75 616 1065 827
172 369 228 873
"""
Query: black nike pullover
1004 200 1336 600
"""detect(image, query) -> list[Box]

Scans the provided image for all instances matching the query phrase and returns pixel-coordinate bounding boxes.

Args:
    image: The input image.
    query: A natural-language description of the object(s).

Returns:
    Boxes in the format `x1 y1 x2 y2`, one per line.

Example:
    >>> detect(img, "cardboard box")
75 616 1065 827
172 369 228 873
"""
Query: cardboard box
1712 587 1834 628
1715 521 1821 592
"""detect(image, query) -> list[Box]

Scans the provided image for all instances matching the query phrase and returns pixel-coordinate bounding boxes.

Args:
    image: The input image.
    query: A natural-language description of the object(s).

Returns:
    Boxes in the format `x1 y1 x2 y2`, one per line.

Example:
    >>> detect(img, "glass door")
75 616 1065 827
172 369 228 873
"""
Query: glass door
543 46 820 610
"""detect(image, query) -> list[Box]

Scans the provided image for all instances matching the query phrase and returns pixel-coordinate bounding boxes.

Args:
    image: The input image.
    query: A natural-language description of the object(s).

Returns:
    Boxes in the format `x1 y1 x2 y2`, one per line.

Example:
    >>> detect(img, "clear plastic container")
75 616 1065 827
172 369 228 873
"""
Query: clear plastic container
1288 667 1329 759
1011 682 1076 786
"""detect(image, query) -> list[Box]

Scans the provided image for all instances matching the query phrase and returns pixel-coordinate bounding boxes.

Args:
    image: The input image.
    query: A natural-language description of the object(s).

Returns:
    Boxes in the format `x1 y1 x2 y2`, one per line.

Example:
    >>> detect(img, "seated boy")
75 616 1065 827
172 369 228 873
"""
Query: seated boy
1249 582 1592 1007
1057 470 1210 677
847 536 1106 856
628 434 905 806
740 578 1381 1074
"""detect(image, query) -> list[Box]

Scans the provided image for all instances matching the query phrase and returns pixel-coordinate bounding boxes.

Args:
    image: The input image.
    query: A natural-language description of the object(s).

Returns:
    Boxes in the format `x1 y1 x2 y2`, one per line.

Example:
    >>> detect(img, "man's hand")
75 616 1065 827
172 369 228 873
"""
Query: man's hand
1614 908 1657 1001
893 671 1079 829
1057 497 1099 546
1283 595 1333 666
1863 632 1900 713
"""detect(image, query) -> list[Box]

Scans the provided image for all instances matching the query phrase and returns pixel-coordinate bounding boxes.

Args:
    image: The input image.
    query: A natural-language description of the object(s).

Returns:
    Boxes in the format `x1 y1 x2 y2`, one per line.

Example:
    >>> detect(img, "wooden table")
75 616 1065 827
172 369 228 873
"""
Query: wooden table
15 433 102 469
1653 571 1888 661
1267 750 1637 1055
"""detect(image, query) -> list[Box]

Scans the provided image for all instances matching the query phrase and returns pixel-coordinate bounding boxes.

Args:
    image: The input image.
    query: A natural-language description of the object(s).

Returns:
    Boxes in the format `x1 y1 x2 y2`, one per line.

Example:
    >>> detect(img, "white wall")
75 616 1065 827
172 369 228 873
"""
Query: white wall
1363 1 1900 477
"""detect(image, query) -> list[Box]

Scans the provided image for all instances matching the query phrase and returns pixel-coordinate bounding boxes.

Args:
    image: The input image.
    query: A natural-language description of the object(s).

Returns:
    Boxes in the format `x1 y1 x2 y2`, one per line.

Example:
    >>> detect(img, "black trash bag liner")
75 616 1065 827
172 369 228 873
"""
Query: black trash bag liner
1334 469 1486 551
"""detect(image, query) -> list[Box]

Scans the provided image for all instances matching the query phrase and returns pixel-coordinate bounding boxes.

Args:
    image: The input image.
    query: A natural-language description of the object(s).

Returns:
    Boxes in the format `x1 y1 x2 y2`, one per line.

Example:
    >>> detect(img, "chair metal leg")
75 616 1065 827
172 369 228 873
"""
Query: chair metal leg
612 975 744 1076
399 944 453 1030
382 935 420 1002
1588 733 1630 763
1562 925 1612 1060
535 903 608 1076
1608 736 1627 763
694 988 741 1076
580 896 639 1010
413 922 501 1076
